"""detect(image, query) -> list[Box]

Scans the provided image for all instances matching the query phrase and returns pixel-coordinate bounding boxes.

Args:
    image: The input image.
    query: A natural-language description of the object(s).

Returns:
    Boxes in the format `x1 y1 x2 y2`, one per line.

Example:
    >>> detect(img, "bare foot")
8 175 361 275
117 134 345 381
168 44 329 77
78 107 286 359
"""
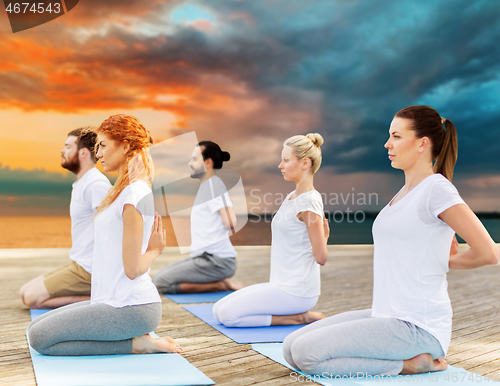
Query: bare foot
302 311 325 324
131 334 182 354
401 353 447 374
179 280 244 293
221 278 244 291
271 311 325 326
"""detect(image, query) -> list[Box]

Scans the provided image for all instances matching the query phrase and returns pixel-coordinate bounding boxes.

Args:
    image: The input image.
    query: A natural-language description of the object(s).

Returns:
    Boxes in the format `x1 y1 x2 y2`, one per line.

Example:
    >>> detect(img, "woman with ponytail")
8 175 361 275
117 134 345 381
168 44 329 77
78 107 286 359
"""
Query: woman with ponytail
283 105 498 377
213 133 329 327
28 114 182 356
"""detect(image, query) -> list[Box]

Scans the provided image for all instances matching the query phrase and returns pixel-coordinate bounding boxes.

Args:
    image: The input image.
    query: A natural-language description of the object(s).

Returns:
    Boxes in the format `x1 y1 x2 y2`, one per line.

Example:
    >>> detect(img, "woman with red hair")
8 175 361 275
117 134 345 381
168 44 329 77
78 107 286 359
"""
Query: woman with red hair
28 114 182 356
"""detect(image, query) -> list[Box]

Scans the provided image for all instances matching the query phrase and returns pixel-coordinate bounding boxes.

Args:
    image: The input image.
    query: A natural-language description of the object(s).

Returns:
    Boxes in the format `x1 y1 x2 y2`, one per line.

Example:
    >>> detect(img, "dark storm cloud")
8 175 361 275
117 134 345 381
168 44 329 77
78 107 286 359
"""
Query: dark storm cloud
1 0 498 180
188 0 500 175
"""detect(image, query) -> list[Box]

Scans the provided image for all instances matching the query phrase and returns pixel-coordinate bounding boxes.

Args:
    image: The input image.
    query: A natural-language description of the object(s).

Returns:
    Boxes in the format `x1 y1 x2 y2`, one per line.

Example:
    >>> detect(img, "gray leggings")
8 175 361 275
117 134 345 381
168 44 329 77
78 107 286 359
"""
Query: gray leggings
28 301 161 356
283 309 444 377
153 252 236 294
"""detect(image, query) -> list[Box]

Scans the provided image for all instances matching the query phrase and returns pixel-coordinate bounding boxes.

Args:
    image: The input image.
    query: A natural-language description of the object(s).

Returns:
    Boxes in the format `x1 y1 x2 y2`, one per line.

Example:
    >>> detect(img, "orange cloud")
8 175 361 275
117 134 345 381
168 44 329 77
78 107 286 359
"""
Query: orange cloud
0 108 178 171
0 0 320 174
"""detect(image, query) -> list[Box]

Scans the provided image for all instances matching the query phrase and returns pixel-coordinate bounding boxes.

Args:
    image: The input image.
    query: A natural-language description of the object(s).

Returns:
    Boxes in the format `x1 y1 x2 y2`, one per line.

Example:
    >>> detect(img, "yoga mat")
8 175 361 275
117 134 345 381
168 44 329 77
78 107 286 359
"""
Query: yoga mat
28 311 214 386
30 308 50 320
252 343 496 386
182 304 305 344
164 291 234 304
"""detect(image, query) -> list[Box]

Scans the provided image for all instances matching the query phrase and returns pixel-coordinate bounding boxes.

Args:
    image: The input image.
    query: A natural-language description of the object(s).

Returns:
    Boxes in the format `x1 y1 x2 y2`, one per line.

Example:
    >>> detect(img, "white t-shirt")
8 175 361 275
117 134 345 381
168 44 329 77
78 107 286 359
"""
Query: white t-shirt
91 180 161 308
190 176 237 258
371 173 466 354
270 190 324 297
69 167 111 273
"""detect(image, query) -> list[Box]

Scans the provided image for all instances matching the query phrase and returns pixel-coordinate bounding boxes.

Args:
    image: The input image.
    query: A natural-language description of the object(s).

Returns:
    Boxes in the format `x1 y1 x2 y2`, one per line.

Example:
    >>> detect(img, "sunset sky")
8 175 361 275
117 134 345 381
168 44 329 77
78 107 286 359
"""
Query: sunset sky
1 0 499 215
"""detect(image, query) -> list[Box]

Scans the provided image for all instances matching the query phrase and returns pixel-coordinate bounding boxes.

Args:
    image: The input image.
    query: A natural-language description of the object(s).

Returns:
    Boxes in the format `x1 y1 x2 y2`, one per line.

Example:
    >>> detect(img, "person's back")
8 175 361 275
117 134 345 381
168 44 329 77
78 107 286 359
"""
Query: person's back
189 174 237 258
69 167 111 273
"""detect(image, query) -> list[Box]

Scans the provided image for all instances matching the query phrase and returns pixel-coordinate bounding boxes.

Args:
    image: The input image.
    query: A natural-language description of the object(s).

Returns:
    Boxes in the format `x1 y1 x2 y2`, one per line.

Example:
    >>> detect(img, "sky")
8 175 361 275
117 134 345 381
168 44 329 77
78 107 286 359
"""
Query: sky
0 0 499 216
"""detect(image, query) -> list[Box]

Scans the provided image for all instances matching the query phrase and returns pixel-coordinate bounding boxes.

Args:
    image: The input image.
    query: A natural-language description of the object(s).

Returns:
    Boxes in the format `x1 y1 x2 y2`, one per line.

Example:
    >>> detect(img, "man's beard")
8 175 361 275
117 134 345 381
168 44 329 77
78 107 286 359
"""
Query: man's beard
61 153 81 174
190 167 206 179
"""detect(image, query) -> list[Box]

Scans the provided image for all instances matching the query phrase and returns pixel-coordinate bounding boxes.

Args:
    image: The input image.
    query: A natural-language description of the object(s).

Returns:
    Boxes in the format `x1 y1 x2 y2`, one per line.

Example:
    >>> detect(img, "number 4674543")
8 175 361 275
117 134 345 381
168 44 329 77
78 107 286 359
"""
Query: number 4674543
6 3 61 14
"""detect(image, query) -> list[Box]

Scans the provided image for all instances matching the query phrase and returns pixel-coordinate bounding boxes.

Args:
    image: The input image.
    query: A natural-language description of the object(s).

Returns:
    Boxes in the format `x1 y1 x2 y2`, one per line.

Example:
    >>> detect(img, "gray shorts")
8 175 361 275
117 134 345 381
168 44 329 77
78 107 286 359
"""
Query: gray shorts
153 252 236 294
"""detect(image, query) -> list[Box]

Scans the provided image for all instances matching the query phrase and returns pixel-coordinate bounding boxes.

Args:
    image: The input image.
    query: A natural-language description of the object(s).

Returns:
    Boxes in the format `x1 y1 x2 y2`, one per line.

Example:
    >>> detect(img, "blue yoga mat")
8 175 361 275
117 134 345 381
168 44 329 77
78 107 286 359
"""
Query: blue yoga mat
28 310 214 386
182 304 306 344
252 343 495 386
164 291 234 304
30 308 50 320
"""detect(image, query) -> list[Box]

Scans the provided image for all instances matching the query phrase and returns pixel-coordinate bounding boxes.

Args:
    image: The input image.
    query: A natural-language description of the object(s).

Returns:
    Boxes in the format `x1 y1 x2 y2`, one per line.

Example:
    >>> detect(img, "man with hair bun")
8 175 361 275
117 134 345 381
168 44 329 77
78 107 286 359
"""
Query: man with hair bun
20 127 111 309
153 140 243 294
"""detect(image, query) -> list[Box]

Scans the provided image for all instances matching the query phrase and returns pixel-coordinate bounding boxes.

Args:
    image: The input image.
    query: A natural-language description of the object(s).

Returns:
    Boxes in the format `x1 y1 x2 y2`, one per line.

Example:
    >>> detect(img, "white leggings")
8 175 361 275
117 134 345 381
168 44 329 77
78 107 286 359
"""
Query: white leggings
212 282 319 327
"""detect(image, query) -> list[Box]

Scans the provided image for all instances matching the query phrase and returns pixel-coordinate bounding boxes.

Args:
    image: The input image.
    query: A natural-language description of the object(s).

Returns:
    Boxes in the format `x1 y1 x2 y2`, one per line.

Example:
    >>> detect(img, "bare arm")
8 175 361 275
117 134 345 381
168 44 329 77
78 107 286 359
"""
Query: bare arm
122 206 166 280
299 211 329 266
440 204 499 269
218 206 237 231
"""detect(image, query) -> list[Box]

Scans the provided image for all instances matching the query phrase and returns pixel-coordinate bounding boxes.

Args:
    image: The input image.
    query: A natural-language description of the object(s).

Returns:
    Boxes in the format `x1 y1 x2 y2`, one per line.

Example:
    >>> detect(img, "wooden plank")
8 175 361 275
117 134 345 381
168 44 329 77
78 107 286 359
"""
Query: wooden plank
1 245 499 385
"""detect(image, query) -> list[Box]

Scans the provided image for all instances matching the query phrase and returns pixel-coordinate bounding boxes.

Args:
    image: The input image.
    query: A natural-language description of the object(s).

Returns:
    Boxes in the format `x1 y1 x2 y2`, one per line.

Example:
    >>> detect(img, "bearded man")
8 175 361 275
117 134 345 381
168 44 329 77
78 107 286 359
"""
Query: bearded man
20 127 111 309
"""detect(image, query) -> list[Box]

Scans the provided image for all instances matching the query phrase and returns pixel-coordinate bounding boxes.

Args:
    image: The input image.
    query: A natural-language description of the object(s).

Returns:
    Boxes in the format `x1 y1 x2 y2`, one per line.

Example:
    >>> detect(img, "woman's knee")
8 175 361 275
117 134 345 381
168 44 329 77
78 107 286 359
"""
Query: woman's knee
212 303 239 327
122 303 162 336
28 324 50 353
283 325 306 355
283 334 298 368
212 301 221 322
216 312 238 327
212 298 229 322
145 303 162 331
288 338 320 374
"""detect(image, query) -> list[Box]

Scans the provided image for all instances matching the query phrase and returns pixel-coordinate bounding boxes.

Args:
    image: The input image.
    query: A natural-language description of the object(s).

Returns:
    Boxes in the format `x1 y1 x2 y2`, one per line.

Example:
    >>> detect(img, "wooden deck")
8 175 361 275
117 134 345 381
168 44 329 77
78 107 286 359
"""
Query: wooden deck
1 245 500 385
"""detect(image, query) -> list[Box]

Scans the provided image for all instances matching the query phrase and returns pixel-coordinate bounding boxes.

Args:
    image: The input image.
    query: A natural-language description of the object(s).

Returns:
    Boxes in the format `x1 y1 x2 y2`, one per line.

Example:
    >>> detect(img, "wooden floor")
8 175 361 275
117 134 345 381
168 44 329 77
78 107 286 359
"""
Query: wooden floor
1 245 500 385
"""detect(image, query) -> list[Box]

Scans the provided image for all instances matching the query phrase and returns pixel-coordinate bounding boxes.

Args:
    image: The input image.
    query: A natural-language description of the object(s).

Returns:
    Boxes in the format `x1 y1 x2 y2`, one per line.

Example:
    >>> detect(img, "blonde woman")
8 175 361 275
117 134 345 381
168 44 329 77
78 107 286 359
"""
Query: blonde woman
283 105 499 377
28 114 182 356
213 133 329 327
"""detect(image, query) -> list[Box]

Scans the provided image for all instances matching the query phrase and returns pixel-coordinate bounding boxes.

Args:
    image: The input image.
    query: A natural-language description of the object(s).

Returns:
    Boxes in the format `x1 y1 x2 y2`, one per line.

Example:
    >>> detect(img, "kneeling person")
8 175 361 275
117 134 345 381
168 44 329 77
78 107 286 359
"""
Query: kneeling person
20 128 111 309
153 141 243 294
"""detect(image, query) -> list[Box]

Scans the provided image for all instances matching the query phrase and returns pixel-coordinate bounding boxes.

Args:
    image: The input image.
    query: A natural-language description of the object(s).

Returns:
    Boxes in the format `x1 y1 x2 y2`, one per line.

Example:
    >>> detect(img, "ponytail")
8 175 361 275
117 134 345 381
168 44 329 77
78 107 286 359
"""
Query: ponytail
433 119 457 181
395 105 458 182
